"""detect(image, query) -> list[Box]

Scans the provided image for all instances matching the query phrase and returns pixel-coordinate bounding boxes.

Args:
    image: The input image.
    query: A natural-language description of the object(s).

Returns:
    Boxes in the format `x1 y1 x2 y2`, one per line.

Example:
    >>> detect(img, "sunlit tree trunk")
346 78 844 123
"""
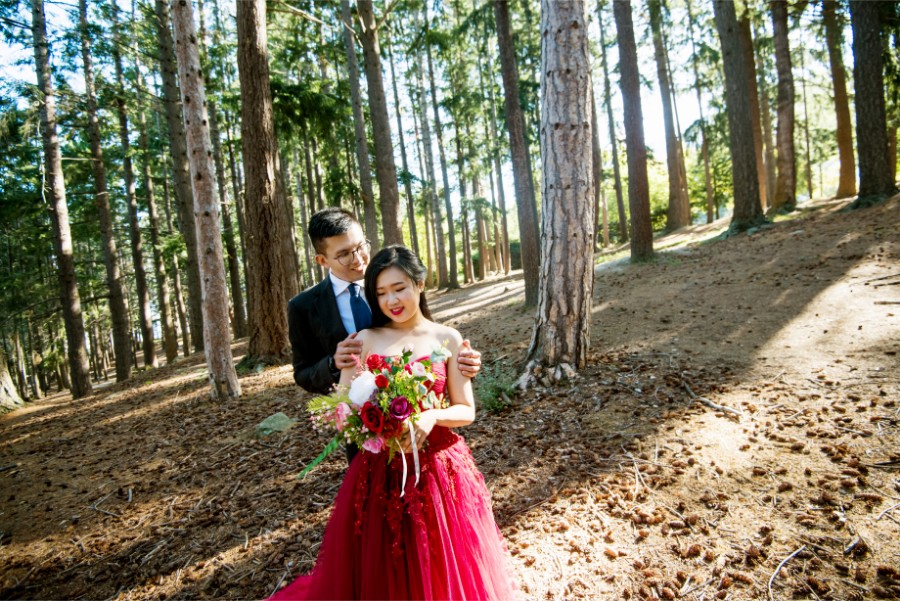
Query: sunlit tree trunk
525 0 594 376
482 44 511 273
738 11 768 210
0 343 24 411
155 0 203 352
32 0 92 398
357 0 403 245
341 0 380 249
172 0 240 400
494 0 540 305
770 0 796 213
236 0 291 364
754 19 776 208
80 0 132 381
613 0 653 260
597 0 628 242
424 5 458 288
648 0 690 230
713 0 765 232
823 0 857 198
590 87 604 250
385 35 419 255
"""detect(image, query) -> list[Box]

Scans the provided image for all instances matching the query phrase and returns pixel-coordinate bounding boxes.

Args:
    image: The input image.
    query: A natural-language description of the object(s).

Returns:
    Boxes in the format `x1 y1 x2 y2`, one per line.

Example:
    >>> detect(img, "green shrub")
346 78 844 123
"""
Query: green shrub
475 361 516 412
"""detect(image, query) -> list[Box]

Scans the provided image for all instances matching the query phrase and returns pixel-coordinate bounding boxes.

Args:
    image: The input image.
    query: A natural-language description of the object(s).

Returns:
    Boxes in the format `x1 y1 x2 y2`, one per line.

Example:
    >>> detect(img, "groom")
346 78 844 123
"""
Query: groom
288 207 482 402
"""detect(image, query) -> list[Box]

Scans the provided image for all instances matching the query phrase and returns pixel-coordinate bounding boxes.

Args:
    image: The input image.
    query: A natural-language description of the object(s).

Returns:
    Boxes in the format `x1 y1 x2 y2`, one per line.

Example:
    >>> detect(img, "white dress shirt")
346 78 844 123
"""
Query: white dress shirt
329 271 369 334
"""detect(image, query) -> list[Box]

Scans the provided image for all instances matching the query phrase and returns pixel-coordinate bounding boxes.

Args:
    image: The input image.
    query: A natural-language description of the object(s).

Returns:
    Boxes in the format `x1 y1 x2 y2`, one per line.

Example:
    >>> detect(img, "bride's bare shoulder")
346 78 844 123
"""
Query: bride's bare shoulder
430 322 463 349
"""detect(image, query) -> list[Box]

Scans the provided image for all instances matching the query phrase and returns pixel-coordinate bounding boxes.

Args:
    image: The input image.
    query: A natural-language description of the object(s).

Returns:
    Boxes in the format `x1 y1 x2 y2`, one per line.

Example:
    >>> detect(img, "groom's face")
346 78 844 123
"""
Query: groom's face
315 223 369 283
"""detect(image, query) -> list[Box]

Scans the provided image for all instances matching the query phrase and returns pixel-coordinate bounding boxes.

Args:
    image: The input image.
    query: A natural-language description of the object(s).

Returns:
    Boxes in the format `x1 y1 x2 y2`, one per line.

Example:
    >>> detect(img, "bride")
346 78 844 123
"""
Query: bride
270 245 517 600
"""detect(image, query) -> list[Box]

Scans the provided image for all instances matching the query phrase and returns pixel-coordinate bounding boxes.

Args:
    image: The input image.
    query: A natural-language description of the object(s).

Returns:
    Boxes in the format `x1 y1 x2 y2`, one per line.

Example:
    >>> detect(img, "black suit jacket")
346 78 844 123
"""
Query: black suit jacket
288 277 349 394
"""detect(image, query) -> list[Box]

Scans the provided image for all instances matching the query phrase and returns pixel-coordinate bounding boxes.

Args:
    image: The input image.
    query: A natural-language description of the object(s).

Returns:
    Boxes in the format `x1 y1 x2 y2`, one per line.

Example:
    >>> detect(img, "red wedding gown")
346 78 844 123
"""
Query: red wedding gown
269 357 517 600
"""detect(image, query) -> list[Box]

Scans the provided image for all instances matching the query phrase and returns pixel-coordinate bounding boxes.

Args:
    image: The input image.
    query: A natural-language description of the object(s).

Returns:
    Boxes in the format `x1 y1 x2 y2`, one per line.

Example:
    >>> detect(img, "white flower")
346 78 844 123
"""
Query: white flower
410 361 427 377
348 371 377 407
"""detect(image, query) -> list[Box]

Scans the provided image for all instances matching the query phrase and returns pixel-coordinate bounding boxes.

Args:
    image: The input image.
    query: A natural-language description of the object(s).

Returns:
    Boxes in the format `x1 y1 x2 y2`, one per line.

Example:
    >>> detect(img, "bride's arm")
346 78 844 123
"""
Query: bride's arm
404 331 474 451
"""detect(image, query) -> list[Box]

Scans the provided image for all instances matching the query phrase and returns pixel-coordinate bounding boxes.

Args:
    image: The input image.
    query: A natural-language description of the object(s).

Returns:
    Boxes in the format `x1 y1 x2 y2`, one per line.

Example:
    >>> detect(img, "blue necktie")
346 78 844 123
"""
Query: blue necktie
349 283 372 331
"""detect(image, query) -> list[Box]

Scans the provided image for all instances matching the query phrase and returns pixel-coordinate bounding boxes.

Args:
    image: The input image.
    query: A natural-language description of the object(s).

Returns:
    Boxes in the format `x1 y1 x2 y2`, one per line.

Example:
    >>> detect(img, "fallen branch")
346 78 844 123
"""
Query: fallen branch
768 545 806 601
682 381 742 417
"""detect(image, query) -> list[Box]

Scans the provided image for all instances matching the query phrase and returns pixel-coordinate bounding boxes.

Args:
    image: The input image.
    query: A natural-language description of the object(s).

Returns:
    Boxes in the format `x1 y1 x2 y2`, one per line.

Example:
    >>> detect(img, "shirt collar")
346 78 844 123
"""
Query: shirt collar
329 270 365 296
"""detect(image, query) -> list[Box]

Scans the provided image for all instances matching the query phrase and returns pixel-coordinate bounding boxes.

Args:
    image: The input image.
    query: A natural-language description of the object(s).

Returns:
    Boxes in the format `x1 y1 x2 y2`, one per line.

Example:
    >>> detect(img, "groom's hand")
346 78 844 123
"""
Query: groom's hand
457 339 482 379
334 332 363 370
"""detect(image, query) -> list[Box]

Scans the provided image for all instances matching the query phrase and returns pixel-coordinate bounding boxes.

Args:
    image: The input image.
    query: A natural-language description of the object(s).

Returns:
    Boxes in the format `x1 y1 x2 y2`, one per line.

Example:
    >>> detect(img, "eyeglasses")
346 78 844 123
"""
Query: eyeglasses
332 240 371 266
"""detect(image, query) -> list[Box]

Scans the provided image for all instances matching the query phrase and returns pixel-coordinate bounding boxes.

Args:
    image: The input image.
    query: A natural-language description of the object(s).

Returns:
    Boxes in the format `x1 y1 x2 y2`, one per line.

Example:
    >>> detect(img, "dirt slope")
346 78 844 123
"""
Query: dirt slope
1 195 898 600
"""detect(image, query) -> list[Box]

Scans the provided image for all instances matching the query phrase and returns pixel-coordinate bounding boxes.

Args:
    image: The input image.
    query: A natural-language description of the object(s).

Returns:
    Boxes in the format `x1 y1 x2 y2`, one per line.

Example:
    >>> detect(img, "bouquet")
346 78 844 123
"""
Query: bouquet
298 345 452 481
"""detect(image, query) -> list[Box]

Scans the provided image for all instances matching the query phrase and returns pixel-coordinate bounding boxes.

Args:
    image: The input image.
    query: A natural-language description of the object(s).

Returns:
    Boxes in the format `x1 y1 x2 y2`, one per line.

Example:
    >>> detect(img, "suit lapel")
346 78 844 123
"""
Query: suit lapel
312 277 348 343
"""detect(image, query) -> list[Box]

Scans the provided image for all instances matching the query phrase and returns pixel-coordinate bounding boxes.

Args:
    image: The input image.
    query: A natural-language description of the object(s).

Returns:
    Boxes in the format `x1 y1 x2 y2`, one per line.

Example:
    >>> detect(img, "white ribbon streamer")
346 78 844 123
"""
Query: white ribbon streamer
398 420 422 498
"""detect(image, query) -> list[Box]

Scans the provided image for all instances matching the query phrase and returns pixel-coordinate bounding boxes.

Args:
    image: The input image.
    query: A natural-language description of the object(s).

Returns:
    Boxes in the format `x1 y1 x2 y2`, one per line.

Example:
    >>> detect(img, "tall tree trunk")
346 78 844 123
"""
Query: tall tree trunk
415 46 448 287
799 49 814 199
494 0 540 305
591 86 603 251
155 0 203 352
597 0 628 242
79 0 131 381
713 0 765 232
849 1 895 204
160 159 191 356
0 343 24 411
526 0 594 374
172 0 240 400
209 104 247 338
454 134 473 284
236 0 291 364
385 35 419 255
754 19 777 208
340 0 380 249
613 0 653 261
648 0 690 230
138 106 178 363
482 43 511 274
685 0 715 224
292 147 315 287
738 11 769 210
31 0 92 398
770 0 797 213
823 0 857 198
356 0 403 245
110 2 155 369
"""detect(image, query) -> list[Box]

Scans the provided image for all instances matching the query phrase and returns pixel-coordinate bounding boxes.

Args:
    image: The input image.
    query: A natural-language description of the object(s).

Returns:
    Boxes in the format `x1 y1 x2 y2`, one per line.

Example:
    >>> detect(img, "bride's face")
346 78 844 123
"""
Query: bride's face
375 266 424 324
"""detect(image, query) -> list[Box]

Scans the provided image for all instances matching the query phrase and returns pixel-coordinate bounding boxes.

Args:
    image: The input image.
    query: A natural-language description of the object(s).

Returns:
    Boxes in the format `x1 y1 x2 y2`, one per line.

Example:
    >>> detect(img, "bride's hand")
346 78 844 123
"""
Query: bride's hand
400 411 437 453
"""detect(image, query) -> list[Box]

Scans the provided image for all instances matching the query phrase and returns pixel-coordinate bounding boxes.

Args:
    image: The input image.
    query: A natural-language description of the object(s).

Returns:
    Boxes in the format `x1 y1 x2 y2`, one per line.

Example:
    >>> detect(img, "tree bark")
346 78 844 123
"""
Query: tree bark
236 0 291 364
79 0 132 381
494 0 540 305
613 0 653 260
597 0 628 242
385 35 419 255
648 0 691 230
849 1 893 203
356 0 403 245
0 343 24 412
738 11 769 210
770 0 796 213
754 18 777 208
110 2 155 369
155 0 204 352
823 0 857 198
526 0 594 373
713 0 765 232
341 0 380 249
414 45 448 287
172 0 241 400
482 43 511 274
32 0 92 398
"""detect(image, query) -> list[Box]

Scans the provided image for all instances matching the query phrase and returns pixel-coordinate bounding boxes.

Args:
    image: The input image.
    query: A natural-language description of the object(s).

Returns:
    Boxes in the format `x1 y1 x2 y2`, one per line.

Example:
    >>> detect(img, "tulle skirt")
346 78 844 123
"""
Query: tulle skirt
269 427 517 600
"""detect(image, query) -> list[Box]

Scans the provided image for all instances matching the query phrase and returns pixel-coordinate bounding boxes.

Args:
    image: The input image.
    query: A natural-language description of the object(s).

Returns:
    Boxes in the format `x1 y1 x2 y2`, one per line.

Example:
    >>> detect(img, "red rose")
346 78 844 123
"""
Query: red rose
381 416 402 439
374 374 389 389
360 401 385 434
366 354 385 371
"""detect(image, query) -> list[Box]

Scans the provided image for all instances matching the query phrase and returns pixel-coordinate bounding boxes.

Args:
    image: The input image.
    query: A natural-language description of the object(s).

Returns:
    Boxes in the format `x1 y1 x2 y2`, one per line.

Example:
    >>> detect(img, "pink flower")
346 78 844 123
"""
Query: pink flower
409 361 427 377
362 437 384 454
334 403 351 431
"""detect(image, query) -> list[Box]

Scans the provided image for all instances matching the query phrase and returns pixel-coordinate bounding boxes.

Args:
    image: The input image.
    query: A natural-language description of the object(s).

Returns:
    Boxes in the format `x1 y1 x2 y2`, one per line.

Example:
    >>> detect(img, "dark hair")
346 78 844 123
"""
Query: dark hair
307 208 359 254
364 245 432 327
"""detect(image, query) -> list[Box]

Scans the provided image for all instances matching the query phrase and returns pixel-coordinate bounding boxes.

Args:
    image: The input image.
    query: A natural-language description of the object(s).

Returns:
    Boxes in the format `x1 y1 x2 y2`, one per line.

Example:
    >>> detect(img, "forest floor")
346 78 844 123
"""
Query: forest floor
1 194 899 601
